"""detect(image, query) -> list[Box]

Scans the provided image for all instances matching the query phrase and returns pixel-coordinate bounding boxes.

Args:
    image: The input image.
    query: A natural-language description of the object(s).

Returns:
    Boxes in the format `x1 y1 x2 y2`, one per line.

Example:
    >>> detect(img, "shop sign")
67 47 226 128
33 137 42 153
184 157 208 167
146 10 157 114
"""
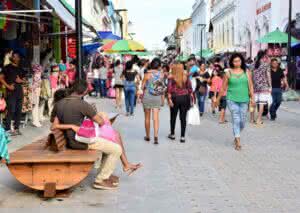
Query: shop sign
67 37 76 59
256 2 271 15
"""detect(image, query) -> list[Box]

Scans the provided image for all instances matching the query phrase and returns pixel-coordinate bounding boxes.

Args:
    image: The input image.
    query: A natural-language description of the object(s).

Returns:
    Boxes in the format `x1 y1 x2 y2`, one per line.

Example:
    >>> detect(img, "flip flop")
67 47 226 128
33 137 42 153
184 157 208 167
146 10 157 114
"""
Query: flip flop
125 163 143 176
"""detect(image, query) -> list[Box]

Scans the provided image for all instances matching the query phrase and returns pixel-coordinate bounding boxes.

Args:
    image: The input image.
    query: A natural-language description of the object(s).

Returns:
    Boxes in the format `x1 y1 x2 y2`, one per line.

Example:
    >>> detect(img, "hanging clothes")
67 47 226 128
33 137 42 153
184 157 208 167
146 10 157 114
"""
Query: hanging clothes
22 83 33 113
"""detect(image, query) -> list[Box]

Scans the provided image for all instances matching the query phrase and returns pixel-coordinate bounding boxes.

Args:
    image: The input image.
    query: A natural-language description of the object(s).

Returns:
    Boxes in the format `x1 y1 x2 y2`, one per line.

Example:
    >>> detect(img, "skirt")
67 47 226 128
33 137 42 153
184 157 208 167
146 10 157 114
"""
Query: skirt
142 92 161 109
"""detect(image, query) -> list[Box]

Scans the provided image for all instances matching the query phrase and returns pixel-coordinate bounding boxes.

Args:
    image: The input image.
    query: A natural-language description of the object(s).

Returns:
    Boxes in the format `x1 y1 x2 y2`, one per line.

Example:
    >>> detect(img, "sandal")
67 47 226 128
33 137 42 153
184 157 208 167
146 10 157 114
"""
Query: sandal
234 139 242 151
124 163 143 176
255 121 264 127
168 134 175 140
154 137 159 145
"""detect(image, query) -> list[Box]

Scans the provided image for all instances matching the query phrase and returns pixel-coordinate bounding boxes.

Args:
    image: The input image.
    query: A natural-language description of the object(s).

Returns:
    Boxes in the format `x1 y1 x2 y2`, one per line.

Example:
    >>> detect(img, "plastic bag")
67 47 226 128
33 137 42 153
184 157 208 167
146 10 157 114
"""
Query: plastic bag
187 105 200 125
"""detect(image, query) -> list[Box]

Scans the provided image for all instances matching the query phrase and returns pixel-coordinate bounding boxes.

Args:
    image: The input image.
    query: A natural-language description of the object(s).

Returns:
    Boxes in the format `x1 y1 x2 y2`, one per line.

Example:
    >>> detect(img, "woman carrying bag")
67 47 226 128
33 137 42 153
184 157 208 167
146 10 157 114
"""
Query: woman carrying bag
167 64 193 143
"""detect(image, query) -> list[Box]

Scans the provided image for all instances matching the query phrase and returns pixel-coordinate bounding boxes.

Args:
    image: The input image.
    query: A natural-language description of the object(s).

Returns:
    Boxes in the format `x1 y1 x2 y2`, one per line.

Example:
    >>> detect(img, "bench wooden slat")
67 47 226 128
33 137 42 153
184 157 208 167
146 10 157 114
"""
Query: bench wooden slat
9 150 101 164
18 140 47 151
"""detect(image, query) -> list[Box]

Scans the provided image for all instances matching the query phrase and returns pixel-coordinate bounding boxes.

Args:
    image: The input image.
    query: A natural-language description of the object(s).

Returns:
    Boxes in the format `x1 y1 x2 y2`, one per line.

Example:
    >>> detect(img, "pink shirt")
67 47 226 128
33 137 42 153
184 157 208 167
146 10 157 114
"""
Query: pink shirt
66 69 76 84
50 75 58 89
211 76 227 96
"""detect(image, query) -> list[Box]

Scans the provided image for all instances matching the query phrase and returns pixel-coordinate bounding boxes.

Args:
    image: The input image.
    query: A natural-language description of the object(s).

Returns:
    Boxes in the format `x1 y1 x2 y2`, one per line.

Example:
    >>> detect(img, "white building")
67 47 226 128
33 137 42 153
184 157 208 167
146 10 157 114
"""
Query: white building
210 0 256 55
253 0 300 57
66 0 111 32
181 26 193 55
191 0 211 53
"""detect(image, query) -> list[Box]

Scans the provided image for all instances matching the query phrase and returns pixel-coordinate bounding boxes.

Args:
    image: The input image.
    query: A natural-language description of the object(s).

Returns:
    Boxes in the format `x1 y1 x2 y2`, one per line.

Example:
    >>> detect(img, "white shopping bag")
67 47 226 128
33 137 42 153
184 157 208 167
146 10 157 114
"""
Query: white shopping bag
187 105 200 125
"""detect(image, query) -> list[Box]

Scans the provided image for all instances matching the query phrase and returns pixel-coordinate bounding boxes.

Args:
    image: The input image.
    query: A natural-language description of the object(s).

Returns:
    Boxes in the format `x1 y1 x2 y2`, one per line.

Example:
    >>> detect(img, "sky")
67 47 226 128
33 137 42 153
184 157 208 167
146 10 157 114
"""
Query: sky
66 0 194 50
126 0 195 50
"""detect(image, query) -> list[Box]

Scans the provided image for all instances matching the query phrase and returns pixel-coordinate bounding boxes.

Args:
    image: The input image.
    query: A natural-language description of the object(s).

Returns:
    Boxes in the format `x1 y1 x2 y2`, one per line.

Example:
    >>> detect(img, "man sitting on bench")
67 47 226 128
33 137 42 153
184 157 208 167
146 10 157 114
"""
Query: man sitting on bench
51 80 130 190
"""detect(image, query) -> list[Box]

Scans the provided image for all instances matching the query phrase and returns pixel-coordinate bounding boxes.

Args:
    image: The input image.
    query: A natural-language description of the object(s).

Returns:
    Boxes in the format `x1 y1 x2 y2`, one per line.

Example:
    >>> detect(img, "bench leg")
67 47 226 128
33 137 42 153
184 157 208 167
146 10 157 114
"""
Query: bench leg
44 182 56 198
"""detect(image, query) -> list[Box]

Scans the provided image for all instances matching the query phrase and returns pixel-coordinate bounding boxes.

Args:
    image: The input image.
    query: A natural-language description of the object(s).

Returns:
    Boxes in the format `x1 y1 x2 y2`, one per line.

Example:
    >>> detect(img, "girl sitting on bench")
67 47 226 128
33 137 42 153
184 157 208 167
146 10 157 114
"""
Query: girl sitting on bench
50 89 142 177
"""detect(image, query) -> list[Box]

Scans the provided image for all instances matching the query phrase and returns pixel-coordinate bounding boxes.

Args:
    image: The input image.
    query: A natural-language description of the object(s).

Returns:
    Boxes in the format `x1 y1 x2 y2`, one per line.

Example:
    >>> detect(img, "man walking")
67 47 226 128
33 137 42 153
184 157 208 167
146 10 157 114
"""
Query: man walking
0 52 26 136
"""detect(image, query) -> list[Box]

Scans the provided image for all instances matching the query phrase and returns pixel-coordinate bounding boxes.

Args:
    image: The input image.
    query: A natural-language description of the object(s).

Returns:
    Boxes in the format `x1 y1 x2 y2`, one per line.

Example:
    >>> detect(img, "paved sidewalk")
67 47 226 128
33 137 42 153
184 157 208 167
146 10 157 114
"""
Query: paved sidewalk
0 98 299 212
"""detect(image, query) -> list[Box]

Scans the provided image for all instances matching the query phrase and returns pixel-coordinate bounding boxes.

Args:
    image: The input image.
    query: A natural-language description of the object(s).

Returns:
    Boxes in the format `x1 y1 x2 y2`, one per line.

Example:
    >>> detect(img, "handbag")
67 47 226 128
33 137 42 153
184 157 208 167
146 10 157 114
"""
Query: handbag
107 88 116 98
77 118 118 143
77 119 96 138
187 105 200 125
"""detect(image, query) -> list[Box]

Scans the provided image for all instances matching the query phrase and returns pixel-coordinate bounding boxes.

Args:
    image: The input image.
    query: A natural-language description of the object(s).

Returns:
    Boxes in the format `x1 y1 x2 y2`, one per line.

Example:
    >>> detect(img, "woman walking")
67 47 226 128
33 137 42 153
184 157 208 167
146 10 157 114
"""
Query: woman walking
194 62 210 117
215 53 255 151
123 61 139 116
252 50 272 125
167 64 193 143
113 60 124 109
92 62 101 97
99 61 108 98
141 58 165 144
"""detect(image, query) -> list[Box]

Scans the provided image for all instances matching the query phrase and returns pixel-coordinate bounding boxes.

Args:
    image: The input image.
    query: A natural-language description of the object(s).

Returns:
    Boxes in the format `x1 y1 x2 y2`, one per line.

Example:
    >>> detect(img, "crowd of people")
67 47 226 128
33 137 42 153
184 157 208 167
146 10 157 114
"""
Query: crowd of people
0 47 291 190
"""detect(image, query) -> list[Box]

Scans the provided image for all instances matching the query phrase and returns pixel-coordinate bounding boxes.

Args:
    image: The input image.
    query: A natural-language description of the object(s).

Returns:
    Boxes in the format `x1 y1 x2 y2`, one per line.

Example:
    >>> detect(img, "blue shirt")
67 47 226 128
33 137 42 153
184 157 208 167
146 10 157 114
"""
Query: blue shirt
189 65 199 79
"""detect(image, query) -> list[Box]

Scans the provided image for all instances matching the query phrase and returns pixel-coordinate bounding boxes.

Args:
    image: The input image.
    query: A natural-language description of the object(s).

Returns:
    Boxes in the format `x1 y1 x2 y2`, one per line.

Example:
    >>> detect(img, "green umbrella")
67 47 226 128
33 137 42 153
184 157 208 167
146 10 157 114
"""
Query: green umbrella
257 28 299 44
176 55 189 62
196 49 215 58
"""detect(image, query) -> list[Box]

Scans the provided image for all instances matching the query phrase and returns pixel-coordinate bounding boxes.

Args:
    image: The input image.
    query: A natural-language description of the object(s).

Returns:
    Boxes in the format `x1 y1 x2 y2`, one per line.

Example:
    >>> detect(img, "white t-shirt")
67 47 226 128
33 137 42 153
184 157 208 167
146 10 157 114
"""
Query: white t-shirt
93 69 100 79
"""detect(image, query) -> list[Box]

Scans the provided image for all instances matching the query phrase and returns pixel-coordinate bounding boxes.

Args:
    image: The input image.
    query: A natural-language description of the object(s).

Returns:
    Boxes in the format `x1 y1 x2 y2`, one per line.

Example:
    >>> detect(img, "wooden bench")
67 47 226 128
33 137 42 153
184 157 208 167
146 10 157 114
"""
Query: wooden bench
7 113 119 198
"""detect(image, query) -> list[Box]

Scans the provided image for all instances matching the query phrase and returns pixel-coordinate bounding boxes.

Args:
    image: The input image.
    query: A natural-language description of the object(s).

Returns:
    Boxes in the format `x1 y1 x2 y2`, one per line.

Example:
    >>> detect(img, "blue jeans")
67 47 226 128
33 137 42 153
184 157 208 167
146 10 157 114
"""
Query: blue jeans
227 100 248 138
124 81 136 114
196 91 206 113
270 88 282 120
100 79 107 97
93 79 101 96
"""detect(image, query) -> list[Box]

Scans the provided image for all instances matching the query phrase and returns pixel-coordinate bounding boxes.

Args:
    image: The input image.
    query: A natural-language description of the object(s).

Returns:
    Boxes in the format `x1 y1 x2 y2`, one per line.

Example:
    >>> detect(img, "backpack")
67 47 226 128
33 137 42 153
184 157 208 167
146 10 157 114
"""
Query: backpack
148 71 167 96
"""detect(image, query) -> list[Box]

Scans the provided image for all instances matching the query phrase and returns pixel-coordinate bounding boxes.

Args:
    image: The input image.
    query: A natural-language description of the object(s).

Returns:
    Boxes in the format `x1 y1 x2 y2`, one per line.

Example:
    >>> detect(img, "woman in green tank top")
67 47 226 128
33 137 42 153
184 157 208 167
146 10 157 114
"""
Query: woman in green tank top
215 53 255 151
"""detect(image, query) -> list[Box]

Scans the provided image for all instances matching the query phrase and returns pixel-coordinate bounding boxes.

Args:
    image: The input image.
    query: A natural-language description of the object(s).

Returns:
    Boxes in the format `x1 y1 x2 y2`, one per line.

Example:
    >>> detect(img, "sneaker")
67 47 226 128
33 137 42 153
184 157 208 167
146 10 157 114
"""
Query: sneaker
93 179 118 190
180 137 186 143
168 134 175 140
109 175 119 186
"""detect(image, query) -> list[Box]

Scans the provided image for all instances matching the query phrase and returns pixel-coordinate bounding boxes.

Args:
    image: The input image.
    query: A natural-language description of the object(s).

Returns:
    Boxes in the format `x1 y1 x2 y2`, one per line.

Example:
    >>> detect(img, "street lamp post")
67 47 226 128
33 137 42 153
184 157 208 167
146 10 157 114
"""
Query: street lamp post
75 0 83 79
197 24 206 60
287 0 293 88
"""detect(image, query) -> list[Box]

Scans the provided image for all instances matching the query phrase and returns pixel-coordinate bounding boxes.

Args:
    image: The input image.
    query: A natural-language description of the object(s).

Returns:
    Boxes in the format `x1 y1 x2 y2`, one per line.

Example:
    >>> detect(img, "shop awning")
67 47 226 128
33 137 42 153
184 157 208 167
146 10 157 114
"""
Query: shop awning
83 42 101 55
98 31 121 40
46 0 98 39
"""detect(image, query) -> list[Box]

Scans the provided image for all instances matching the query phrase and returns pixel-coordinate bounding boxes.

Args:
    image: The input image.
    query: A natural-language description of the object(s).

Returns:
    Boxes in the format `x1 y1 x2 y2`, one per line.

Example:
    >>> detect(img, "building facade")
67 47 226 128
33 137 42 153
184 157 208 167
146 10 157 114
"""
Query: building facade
181 25 193 55
191 0 211 53
253 0 300 57
174 18 192 53
210 0 256 56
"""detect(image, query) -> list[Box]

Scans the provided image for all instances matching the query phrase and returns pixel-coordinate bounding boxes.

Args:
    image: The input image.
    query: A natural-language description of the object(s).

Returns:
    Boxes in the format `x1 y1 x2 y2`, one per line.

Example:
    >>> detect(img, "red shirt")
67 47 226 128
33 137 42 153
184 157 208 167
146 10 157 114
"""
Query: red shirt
168 79 193 97
66 68 76 84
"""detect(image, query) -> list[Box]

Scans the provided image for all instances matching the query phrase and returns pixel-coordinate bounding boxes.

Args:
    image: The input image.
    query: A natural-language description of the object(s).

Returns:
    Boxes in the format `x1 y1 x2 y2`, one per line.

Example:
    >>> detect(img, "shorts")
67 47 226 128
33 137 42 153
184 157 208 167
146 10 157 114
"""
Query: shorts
254 93 272 105
209 91 217 99
219 96 227 110
114 84 124 89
